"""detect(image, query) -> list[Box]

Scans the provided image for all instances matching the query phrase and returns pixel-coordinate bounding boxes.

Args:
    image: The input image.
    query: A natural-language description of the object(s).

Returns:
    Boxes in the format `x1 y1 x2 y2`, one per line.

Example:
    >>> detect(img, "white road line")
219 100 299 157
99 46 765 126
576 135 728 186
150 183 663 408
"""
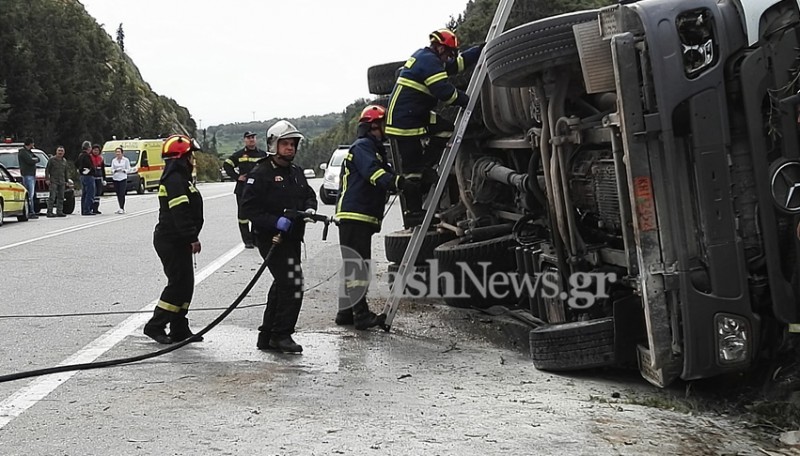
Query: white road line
0 192 231 252
0 243 245 429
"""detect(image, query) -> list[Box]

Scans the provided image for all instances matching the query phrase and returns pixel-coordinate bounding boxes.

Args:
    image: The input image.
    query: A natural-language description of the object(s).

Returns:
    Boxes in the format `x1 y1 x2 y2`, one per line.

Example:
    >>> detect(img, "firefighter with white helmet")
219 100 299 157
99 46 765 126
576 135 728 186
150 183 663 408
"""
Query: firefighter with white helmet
240 120 317 353
144 134 204 344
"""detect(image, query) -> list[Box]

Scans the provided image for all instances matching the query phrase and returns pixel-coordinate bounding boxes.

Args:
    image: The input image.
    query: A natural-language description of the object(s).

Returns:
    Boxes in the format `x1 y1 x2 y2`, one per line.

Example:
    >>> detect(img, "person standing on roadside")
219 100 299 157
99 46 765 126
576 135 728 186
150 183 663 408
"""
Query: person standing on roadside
143 135 204 345
110 146 132 214
223 131 267 248
18 137 40 219
76 141 96 216
90 144 105 214
240 120 317 353
45 146 69 217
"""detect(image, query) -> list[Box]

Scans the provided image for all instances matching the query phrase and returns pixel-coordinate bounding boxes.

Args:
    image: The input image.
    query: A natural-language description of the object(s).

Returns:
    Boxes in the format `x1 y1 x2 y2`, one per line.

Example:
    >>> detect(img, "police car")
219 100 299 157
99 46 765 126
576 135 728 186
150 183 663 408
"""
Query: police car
0 163 29 225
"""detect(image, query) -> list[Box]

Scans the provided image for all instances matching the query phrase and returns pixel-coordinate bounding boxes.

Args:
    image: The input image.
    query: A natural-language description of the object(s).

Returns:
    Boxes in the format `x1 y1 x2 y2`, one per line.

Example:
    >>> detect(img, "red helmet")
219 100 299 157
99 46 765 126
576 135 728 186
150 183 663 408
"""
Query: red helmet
429 29 459 50
162 134 200 159
359 105 387 123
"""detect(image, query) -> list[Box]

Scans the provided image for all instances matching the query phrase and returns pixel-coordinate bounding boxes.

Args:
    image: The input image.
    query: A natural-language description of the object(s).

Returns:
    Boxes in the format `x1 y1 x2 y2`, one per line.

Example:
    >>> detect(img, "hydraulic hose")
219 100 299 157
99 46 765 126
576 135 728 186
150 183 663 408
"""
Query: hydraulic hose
0 244 275 384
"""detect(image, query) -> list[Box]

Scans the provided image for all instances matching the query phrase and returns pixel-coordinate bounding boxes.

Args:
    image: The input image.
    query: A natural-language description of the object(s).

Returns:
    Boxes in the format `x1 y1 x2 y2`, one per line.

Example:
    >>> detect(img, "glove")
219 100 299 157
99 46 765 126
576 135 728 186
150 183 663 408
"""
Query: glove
275 216 292 232
420 167 439 186
303 208 316 223
398 176 420 195
456 92 470 108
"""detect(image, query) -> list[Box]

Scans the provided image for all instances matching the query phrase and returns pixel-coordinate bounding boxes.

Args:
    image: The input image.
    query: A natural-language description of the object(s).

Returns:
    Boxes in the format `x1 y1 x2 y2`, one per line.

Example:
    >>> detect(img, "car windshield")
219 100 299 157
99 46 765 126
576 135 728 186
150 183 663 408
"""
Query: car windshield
102 150 140 166
0 150 49 168
330 151 348 167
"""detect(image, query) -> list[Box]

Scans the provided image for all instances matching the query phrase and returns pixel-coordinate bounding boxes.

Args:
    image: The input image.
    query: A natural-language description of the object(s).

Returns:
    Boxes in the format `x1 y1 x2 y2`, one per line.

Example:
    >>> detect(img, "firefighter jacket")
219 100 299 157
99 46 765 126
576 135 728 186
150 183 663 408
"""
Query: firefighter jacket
239 157 317 242
386 45 481 138
223 146 268 194
336 134 400 229
154 159 204 244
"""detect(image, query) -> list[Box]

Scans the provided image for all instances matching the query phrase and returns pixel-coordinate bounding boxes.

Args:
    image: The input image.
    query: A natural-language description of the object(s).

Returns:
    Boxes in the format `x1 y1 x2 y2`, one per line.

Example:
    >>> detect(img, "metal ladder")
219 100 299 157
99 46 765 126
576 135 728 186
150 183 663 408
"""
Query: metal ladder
380 0 517 331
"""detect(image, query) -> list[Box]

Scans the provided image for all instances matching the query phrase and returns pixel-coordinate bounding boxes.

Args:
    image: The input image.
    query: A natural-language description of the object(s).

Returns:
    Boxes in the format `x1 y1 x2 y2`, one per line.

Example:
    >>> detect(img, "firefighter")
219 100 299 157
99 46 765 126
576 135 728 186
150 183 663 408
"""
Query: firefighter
385 29 482 226
143 135 204 344
240 120 317 353
335 105 419 328
223 131 268 248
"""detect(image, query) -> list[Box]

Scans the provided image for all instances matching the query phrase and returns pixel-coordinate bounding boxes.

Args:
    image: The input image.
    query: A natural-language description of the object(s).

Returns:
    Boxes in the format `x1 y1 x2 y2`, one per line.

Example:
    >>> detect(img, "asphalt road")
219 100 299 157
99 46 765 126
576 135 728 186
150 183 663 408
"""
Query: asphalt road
0 180 784 455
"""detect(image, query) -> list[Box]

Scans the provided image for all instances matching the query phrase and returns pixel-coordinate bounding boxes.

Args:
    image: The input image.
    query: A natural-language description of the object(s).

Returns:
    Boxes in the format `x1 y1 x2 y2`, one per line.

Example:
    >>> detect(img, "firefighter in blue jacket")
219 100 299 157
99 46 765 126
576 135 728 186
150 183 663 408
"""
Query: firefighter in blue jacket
143 135 204 344
385 28 482 226
335 105 419 329
240 120 317 353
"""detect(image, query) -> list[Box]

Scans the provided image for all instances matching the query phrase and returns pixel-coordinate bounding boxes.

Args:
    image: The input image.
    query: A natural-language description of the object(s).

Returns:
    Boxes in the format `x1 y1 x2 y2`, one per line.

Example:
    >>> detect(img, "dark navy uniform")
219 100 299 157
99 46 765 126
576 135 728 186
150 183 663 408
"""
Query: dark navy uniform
224 146 268 245
240 156 317 346
146 159 204 341
335 131 402 326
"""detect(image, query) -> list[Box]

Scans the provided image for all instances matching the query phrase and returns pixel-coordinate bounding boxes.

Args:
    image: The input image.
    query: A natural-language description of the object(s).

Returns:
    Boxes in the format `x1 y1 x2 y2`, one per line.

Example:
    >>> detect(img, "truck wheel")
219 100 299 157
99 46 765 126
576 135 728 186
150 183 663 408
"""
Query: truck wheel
62 195 75 215
384 229 455 265
387 263 432 296
485 10 598 88
432 234 519 308
137 179 145 195
367 61 404 95
529 318 616 371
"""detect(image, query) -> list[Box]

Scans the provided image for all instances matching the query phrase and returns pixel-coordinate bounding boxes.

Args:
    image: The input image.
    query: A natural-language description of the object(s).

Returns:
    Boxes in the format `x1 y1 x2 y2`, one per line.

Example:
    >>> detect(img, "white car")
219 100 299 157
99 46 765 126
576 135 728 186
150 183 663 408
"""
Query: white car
318 145 349 205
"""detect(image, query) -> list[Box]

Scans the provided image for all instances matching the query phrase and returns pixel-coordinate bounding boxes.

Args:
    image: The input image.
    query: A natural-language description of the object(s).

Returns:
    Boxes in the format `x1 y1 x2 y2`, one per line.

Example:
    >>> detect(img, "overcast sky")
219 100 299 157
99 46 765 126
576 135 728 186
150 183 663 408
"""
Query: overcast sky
79 0 470 127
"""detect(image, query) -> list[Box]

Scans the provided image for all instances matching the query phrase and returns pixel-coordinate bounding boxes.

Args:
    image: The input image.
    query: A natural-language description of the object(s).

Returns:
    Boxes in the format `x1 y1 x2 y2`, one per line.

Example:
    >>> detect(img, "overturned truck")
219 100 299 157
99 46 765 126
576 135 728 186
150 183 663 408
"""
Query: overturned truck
368 0 800 387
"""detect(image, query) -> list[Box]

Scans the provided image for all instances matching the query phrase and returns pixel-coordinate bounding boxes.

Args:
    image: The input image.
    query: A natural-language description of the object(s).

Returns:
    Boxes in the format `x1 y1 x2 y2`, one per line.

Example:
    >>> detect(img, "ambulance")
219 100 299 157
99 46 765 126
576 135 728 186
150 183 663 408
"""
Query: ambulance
101 139 166 194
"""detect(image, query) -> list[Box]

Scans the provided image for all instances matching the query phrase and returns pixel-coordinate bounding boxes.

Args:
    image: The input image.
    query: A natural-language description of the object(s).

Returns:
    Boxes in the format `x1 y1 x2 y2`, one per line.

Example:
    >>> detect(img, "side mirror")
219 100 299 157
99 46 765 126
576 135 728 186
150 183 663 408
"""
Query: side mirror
319 163 328 170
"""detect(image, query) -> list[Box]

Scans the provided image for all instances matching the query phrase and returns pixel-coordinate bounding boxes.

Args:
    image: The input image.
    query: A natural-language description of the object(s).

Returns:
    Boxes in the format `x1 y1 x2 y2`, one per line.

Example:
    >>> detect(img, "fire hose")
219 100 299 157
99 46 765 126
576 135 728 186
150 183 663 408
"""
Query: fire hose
0 209 336 384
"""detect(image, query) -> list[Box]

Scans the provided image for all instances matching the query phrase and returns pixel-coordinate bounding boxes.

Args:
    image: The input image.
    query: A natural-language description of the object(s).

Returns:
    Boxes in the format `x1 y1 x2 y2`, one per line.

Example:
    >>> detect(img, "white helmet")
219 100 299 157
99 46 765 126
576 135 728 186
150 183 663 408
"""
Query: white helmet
266 120 304 154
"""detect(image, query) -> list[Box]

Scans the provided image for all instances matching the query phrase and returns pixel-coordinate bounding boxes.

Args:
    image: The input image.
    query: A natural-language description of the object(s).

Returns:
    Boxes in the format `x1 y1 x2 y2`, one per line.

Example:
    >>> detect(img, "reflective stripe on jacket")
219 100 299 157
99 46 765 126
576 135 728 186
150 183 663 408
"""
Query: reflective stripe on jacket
385 46 480 137
335 135 400 228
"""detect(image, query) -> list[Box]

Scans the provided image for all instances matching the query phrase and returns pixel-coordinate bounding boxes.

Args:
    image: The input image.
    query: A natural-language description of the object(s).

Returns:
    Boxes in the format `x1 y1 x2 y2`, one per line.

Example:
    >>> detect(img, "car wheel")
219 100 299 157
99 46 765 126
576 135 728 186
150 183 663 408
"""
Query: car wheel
62 194 75 215
17 200 28 222
485 10 598 88
367 61 404 95
137 179 145 195
384 229 455 265
529 318 616 371
432 234 519 308
0 200 4 226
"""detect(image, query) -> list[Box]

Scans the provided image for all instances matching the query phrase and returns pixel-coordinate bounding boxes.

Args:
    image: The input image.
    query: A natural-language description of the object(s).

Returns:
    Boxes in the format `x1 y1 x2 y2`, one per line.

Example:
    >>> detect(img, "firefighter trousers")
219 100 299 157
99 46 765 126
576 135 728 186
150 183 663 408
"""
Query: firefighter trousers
256 237 303 338
153 233 194 315
235 190 254 245
338 221 376 314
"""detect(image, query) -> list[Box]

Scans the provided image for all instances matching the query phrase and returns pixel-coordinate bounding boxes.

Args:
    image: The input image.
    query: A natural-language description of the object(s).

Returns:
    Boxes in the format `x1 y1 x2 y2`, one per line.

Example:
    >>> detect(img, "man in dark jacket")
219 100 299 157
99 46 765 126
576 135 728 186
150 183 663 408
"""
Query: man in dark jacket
143 135 204 344
223 131 267 248
385 29 481 226
18 137 40 218
76 141 96 216
240 120 317 353
335 105 417 329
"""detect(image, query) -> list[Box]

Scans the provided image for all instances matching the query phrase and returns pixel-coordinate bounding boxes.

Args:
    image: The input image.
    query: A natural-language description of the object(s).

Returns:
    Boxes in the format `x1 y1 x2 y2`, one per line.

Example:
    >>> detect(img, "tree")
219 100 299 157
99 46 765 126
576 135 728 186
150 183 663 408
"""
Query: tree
0 85 10 127
116 23 125 52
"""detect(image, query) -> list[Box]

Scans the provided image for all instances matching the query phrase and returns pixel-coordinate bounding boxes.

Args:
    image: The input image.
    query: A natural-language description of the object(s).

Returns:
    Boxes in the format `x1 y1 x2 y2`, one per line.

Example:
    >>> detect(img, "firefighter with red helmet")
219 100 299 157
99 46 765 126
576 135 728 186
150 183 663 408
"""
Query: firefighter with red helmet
240 120 317 353
334 105 418 329
143 135 205 344
385 29 483 226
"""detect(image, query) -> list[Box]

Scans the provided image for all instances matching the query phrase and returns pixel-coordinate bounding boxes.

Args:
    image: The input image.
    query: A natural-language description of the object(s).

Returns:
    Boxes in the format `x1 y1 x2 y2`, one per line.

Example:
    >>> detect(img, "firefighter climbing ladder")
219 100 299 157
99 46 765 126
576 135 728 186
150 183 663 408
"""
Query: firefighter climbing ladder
380 0 517 330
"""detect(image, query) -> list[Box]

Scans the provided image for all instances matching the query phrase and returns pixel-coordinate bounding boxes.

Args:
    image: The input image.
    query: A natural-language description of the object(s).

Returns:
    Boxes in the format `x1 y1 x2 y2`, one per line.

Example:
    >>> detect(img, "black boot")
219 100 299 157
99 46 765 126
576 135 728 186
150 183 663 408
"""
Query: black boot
144 308 174 344
353 302 386 330
169 309 203 343
256 331 276 350
269 335 303 353
335 309 354 326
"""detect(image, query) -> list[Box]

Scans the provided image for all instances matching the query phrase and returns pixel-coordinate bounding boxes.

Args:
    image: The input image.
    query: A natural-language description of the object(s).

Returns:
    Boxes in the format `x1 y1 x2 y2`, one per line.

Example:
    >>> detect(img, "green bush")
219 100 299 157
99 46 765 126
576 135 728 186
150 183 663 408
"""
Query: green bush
194 151 221 182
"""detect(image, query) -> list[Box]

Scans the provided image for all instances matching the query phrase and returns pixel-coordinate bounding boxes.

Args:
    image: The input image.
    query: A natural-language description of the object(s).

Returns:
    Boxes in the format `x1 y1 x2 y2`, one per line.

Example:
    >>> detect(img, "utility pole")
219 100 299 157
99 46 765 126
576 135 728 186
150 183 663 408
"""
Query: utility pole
252 111 256 121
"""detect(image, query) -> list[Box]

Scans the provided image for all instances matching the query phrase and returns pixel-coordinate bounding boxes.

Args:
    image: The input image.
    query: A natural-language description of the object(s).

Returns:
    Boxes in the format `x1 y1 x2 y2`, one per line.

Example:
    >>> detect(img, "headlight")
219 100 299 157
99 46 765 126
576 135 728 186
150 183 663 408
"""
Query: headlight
715 314 750 365
325 173 335 182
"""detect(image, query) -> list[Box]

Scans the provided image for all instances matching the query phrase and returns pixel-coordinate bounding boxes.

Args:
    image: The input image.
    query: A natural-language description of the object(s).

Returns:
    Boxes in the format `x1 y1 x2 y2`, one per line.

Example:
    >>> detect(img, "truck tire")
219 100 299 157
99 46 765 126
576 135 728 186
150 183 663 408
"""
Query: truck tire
432 234 519 308
384 229 456 265
62 194 75 215
529 318 616 371
387 262 433 296
485 10 598 88
367 61 404 95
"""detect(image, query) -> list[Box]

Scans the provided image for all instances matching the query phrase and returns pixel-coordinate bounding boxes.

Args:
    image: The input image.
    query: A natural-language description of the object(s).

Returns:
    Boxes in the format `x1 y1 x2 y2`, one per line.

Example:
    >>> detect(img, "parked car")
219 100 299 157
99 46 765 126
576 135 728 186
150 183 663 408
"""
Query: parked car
0 145 76 214
0 163 29 225
304 169 316 179
319 145 350 205
368 0 800 387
